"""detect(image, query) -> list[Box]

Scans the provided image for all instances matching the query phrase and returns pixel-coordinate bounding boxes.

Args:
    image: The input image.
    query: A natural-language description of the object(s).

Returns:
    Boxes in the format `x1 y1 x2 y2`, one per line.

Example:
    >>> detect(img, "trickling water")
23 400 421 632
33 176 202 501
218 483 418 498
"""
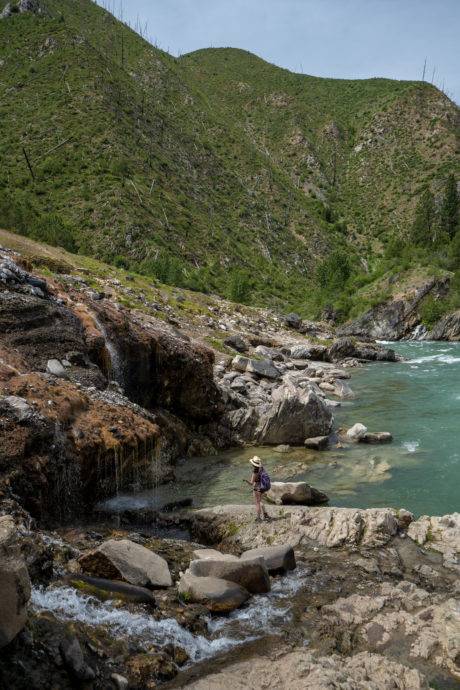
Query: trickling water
93 315 124 389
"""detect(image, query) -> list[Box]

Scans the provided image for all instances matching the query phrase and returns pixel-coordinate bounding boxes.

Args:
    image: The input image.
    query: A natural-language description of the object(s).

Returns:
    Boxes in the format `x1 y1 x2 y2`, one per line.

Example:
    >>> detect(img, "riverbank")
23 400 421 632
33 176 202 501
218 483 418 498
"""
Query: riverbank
1 240 459 689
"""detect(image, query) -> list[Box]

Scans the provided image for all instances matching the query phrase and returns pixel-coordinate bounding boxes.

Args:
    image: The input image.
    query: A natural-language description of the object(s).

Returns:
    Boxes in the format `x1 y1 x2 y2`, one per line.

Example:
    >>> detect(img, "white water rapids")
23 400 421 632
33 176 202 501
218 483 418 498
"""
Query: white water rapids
31 566 308 663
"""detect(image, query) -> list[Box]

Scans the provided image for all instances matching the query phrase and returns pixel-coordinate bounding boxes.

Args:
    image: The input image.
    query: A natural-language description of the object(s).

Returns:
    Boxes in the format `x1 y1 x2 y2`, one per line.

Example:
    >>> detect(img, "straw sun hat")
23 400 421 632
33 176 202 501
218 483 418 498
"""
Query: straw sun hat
249 456 262 468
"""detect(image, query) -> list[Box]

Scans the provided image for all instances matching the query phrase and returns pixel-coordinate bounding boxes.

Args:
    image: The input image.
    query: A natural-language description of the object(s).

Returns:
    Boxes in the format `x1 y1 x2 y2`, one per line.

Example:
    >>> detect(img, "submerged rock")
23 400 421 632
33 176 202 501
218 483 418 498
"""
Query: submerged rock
78 539 172 588
178 573 249 612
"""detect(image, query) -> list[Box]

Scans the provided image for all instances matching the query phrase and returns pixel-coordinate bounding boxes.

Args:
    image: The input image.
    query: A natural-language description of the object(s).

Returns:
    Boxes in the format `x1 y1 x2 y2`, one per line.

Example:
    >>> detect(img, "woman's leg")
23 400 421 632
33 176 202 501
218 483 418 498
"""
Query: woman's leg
254 490 262 518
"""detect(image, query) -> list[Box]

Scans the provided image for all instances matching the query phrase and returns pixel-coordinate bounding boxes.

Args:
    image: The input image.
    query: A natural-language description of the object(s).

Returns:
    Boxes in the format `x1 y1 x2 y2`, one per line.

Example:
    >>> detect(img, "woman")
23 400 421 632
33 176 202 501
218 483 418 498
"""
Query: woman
246 456 270 522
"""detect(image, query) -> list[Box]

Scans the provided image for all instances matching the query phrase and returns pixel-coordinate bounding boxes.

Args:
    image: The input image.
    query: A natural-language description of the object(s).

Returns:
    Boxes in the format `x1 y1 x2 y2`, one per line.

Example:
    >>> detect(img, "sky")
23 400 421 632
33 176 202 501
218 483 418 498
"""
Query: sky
98 0 460 103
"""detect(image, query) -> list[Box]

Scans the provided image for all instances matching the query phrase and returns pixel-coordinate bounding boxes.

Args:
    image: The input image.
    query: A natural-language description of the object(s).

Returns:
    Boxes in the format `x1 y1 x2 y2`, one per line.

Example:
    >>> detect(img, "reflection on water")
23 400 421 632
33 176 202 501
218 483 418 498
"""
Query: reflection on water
100 342 460 518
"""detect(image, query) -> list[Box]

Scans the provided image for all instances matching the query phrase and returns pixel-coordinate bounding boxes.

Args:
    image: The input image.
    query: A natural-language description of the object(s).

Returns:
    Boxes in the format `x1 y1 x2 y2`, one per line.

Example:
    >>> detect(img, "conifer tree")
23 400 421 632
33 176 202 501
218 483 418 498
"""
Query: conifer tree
440 174 459 240
412 189 436 245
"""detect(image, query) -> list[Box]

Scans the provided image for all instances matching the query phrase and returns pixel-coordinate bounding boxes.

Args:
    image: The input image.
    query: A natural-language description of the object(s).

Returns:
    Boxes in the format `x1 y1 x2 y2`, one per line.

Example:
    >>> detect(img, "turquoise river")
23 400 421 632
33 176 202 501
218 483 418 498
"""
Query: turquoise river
103 341 460 518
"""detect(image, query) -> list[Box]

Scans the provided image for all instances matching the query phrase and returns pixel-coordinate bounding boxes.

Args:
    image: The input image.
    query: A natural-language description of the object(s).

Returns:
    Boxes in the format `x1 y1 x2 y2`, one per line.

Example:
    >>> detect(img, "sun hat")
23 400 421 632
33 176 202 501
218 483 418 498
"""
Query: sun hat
249 456 262 468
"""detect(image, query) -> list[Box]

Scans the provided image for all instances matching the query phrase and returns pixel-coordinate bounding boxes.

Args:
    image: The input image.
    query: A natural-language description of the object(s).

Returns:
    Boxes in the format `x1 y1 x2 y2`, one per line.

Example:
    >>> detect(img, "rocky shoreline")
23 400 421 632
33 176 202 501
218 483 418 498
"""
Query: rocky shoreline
1 244 459 689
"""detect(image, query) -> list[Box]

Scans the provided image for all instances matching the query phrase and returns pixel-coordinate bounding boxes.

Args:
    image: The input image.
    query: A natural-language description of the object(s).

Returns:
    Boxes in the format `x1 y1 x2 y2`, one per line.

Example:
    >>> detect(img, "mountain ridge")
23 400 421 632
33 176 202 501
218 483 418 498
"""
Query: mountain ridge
0 0 458 321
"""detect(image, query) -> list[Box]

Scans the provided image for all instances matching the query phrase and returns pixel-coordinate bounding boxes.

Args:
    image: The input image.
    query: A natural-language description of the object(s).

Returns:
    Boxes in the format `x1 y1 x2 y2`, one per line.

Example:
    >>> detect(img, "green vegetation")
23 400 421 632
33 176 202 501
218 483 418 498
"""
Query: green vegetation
0 0 458 320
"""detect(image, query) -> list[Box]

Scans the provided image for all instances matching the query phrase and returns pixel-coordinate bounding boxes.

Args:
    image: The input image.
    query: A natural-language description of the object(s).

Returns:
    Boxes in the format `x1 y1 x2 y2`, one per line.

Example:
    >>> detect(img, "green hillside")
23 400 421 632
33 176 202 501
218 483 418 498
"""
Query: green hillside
0 0 458 318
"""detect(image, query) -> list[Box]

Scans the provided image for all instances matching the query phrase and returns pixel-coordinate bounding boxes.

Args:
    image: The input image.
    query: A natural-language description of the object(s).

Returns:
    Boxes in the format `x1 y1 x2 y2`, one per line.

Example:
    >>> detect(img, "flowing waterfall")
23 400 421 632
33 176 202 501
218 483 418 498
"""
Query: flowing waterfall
93 315 125 389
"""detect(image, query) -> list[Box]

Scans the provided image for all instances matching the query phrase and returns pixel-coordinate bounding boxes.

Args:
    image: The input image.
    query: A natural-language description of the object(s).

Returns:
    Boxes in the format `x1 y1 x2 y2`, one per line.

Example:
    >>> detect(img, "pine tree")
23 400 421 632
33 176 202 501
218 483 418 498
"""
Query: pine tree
412 189 436 245
440 174 459 240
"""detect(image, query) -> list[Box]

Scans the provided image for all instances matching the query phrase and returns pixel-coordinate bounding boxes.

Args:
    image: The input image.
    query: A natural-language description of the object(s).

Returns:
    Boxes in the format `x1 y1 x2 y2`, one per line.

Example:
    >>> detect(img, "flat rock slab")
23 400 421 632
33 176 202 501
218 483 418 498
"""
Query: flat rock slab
188 557 270 594
192 548 239 562
240 545 296 574
304 435 329 450
360 432 393 444
178 573 249 613
66 575 156 605
78 539 172 588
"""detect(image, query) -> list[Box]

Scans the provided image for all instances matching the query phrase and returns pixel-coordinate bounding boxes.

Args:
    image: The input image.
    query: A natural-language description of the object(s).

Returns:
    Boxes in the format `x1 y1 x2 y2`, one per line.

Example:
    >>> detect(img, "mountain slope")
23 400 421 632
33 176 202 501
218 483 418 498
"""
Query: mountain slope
0 0 458 318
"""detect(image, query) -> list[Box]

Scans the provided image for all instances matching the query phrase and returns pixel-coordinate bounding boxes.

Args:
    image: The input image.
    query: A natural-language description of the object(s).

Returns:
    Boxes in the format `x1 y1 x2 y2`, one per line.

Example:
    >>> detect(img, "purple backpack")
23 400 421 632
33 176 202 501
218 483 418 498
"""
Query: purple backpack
259 468 271 492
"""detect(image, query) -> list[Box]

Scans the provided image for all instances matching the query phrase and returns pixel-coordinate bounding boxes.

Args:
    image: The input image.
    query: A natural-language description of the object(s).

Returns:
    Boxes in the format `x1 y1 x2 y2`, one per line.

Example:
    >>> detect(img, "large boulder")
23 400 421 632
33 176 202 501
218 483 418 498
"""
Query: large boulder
178 573 249 613
267 482 328 506
188 557 270 594
240 545 296 574
0 516 31 648
255 383 333 445
429 311 460 341
78 539 172 588
328 337 398 363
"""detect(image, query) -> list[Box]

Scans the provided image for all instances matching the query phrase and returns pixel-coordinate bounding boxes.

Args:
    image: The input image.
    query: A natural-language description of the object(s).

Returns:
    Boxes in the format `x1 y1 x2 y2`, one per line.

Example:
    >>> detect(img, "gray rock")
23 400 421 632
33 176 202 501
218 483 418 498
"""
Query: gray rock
360 432 393 444
284 312 302 329
347 423 368 441
224 334 249 353
60 637 95 681
192 548 239 562
254 345 284 361
0 396 33 422
267 481 328 506
46 358 67 377
256 384 333 445
240 545 296 573
334 379 355 399
273 444 291 453
246 358 280 380
78 539 172 588
111 674 129 690
288 344 311 359
188 557 270 594
178 573 249 612
0 516 31 648
304 435 329 450
231 354 250 373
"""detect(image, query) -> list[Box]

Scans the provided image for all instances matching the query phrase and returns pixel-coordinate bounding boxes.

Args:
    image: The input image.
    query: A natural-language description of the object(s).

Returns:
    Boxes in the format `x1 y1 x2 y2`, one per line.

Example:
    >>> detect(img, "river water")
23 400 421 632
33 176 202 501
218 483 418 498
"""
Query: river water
101 341 460 518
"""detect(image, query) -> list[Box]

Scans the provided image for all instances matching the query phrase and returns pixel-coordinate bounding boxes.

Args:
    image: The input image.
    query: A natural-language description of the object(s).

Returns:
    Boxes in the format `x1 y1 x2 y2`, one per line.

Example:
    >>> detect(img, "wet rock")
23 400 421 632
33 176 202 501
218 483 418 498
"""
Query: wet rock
267 481 328 506
273 444 291 453
66 574 157 605
240 545 296 574
188 556 270 594
224 334 249 352
127 652 177 687
347 422 368 441
304 435 329 450
111 674 129 690
360 432 393 444
408 513 460 570
178 573 250 612
78 539 172 588
192 548 239 562
333 379 355 399
429 310 460 341
0 516 31 648
60 636 95 682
